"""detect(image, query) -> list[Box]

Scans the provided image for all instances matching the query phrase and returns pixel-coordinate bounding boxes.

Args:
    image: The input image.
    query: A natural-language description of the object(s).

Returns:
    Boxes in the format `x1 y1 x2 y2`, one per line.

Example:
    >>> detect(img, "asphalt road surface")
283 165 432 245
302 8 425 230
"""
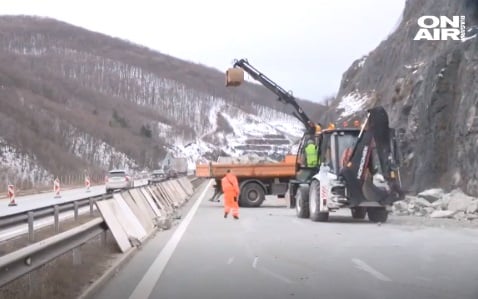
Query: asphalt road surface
0 179 149 218
93 181 478 299
0 185 106 218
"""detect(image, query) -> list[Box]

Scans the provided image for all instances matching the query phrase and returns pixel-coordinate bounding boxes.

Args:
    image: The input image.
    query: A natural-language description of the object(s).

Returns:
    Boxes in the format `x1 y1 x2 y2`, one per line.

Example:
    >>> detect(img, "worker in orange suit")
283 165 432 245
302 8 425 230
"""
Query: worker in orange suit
221 169 240 219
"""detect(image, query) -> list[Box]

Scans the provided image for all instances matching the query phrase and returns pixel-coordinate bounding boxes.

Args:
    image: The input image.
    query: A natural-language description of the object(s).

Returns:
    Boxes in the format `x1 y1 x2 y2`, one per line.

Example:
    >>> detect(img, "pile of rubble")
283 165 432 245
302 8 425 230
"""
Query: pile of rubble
392 188 478 221
217 154 277 164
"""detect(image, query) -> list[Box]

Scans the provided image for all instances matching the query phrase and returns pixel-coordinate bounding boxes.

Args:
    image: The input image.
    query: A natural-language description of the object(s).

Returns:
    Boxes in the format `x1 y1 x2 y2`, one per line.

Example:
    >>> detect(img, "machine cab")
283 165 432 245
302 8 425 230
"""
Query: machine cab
319 129 361 175
295 128 360 180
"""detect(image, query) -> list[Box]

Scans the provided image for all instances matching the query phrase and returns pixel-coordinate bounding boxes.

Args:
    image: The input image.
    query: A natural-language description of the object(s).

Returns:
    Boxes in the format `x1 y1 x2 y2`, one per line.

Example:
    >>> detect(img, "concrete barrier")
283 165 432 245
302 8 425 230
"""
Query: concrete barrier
95 178 200 252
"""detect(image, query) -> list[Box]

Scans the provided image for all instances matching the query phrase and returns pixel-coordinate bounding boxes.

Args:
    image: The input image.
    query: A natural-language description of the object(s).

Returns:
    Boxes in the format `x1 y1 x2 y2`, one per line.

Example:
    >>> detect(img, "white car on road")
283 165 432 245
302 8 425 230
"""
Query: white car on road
105 169 133 193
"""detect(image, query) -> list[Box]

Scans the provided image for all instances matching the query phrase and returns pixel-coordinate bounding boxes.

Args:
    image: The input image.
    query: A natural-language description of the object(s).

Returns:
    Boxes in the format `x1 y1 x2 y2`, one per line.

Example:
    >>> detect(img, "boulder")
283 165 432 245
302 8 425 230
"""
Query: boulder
392 200 409 215
430 210 456 218
466 200 478 214
430 198 445 210
466 214 478 221
445 189 476 212
453 211 467 221
417 188 444 203
414 197 433 207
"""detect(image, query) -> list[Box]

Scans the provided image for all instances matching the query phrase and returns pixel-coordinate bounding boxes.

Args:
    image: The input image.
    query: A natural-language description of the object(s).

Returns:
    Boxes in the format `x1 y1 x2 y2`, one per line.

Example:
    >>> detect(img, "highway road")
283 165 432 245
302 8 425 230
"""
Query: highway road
92 182 478 299
0 179 149 242
0 179 149 218
0 185 106 218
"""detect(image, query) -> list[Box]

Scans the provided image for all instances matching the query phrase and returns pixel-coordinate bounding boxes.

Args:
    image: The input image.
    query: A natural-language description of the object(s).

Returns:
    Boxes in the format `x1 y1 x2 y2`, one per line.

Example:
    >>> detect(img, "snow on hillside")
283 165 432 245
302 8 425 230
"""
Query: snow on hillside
171 105 304 166
66 126 138 171
0 138 52 185
157 122 173 138
336 91 371 118
357 56 367 68
221 112 276 137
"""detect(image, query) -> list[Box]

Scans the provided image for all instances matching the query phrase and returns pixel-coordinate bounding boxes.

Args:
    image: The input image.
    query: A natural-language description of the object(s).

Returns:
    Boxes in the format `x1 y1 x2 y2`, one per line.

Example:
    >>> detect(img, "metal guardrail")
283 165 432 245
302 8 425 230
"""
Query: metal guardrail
0 194 107 229
0 176 205 288
0 218 106 287
0 176 200 241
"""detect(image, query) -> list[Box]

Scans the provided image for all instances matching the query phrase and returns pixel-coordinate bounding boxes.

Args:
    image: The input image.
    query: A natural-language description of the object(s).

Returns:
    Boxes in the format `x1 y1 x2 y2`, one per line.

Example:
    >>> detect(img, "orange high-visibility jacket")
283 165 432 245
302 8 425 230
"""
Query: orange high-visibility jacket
221 173 240 197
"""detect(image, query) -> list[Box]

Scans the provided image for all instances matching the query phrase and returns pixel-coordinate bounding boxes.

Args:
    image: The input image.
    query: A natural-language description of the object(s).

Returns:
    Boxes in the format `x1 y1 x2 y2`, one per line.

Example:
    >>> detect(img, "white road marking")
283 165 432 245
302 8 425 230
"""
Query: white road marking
352 258 392 282
128 180 212 299
227 257 235 265
252 257 259 268
256 266 293 284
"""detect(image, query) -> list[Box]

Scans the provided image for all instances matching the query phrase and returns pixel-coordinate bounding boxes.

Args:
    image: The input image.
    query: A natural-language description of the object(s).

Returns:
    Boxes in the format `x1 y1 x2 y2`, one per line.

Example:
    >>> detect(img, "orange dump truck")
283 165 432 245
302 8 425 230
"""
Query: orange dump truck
196 155 297 207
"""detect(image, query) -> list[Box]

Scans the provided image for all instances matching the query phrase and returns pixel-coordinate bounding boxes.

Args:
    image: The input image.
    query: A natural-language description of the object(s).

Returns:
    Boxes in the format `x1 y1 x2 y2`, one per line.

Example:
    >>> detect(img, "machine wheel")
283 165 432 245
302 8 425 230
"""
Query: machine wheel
351 207 367 219
309 180 329 222
287 183 297 209
239 182 265 207
367 207 388 223
295 186 310 218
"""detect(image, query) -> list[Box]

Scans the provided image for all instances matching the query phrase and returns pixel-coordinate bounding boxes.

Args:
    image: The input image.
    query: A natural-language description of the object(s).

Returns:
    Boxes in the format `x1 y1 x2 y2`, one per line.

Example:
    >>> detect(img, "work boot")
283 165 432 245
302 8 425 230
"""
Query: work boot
224 212 228 218
233 215 239 220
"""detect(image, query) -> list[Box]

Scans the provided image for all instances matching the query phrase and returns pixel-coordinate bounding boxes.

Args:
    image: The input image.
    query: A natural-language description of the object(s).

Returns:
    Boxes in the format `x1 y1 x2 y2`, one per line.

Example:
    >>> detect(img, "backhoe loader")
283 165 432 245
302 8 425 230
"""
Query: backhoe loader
224 59 404 223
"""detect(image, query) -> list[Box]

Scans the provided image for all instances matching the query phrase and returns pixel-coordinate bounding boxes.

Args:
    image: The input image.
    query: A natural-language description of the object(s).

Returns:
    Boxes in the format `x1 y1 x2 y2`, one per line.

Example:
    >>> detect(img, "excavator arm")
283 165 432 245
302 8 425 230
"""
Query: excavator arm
227 59 317 133
340 106 404 206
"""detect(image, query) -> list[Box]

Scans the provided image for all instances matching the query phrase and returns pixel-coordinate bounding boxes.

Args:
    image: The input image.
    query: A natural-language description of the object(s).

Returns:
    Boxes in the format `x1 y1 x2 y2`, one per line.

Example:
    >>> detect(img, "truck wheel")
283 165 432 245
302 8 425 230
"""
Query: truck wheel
351 207 367 219
239 182 265 207
367 207 388 223
309 180 329 222
295 186 309 218
287 183 296 209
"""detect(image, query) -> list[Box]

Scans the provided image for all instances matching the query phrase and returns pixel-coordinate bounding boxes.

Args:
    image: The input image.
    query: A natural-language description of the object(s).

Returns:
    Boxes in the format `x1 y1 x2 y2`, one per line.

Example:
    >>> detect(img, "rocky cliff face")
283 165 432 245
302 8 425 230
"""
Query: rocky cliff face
330 0 478 195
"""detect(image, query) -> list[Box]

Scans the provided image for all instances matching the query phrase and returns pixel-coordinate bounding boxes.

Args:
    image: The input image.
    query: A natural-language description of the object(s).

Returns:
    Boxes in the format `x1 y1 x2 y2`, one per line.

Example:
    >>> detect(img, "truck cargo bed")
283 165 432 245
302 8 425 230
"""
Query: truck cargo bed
196 155 297 179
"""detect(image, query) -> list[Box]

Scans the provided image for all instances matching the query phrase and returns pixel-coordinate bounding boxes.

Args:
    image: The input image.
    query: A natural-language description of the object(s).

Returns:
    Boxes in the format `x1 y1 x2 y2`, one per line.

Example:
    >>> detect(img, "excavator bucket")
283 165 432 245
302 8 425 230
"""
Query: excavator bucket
225 68 244 87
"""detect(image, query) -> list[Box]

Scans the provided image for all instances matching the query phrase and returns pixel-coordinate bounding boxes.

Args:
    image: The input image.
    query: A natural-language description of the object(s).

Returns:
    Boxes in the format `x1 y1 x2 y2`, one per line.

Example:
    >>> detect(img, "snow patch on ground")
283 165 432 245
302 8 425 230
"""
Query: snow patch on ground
157 122 173 138
462 34 476 42
0 138 52 185
67 126 138 171
404 62 425 74
171 106 304 164
336 91 370 118
357 56 367 68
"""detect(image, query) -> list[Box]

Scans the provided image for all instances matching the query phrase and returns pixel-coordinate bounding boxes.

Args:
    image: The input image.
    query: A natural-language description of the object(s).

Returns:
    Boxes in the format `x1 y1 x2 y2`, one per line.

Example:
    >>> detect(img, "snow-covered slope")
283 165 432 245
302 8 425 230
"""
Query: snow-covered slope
170 102 305 169
0 139 52 186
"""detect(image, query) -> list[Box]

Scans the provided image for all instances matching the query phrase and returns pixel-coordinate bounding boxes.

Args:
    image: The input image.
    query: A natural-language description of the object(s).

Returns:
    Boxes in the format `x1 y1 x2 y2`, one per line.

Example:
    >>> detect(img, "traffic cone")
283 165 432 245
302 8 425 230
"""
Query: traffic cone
54 178 61 198
7 184 16 206
85 175 91 192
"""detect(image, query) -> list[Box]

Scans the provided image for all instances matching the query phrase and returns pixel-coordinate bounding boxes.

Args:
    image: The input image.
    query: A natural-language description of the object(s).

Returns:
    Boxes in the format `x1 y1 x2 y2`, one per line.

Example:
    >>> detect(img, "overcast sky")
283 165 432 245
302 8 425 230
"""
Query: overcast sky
2 0 405 103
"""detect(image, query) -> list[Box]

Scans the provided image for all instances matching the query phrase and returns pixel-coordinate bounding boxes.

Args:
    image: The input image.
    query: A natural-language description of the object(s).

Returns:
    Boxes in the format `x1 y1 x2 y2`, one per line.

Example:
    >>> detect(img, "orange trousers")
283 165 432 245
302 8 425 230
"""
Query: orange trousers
224 192 239 217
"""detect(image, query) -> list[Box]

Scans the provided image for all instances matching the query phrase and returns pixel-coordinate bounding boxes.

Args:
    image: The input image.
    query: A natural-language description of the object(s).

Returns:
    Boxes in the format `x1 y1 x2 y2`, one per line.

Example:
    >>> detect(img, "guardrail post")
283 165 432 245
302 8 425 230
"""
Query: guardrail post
73 246 82 265
100 230 107 247
74 201 79 220
28 211 34 243
54 205 60 233
89 198 94 216
28 270 38 297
